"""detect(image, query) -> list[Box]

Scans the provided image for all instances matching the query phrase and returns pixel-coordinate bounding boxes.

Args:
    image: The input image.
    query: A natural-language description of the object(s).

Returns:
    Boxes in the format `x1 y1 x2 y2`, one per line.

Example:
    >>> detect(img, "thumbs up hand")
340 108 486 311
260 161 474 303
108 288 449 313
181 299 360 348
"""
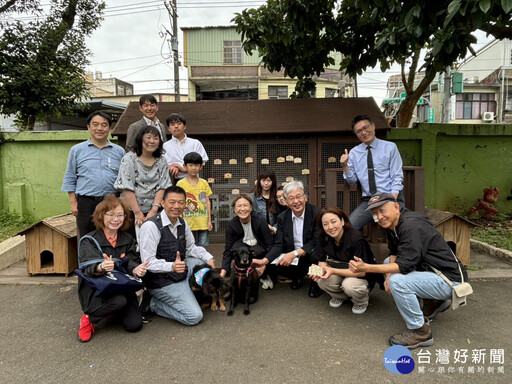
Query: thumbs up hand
173 251 186 273
340 149 349 167
101 254 115 272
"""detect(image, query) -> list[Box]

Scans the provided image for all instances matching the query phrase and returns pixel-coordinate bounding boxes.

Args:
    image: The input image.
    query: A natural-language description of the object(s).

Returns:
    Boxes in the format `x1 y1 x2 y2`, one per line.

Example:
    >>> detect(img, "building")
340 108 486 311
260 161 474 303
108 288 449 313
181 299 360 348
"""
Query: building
181 26 353 101
86 71 134 98
384 38 512 125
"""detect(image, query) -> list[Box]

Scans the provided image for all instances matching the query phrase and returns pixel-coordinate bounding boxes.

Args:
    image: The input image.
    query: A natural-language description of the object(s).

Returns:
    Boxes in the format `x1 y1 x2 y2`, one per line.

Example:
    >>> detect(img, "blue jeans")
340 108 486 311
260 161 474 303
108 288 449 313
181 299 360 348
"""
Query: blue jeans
149 257 204 326
349 191 405 230
384 257 456 330
194 230 209 247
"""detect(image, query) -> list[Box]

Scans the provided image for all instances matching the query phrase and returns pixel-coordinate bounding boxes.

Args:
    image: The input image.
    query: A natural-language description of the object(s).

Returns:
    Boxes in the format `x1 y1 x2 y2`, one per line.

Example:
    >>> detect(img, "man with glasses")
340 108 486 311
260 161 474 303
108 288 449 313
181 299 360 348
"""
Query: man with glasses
139 186 215 325
62 111 125 240
339 115 404 230
253 181 323 298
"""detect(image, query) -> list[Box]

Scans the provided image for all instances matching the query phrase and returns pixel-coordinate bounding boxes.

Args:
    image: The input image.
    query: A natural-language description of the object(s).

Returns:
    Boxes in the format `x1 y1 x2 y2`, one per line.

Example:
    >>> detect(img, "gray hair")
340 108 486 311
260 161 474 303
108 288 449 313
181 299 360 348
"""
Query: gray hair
283 181 305 198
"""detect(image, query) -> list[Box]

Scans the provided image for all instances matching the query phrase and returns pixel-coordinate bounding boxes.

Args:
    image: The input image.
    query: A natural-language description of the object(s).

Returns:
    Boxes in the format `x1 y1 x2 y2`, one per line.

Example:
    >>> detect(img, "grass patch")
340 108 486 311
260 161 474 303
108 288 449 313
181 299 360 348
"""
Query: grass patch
472 226 512 252
0 210 35 243
466 265 484 271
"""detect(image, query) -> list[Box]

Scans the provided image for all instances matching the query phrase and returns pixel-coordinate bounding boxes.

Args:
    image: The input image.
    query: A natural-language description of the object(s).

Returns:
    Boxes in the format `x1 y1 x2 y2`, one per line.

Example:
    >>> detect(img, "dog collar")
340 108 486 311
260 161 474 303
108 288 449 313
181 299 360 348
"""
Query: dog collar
194 267 210 287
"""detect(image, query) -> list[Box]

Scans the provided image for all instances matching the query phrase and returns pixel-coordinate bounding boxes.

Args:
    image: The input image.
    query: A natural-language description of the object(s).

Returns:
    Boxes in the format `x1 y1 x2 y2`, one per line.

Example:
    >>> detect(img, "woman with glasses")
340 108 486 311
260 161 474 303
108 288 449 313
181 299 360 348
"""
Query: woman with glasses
115 125 172 234
77 194 150 342
309 207 383 315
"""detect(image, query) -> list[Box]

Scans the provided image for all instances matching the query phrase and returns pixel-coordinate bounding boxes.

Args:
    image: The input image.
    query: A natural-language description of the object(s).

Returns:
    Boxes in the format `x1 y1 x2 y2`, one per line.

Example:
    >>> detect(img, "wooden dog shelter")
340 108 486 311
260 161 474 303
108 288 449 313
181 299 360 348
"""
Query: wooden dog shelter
112 97 389 242
22 214 77 277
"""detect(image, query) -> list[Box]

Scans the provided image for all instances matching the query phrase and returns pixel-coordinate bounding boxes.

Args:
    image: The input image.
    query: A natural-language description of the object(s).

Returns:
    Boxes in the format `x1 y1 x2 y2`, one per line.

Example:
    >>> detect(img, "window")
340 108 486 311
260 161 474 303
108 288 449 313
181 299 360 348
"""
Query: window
268 86 288 99
325 88 337 98
455 93 497 119
223 40 242 64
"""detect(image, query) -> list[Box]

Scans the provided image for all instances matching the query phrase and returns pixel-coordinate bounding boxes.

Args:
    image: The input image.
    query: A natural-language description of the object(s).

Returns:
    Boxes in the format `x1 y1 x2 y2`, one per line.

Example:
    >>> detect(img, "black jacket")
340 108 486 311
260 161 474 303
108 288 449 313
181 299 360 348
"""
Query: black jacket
313 228 384 290
388 209 468 282
222 213 274 272
266 203 320 263
77 229 140 314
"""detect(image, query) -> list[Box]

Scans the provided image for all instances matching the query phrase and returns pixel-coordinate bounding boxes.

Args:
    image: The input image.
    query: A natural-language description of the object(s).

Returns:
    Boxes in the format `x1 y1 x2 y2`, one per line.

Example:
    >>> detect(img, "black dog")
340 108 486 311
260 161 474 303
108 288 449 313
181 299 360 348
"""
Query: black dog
227 245 260 316
189 264 230 312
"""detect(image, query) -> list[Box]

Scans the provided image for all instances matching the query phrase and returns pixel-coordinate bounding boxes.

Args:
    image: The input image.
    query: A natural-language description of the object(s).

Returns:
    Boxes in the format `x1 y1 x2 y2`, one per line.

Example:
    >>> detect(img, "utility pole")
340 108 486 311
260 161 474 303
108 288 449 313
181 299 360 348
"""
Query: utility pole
165 0 180 102
442 66 451 123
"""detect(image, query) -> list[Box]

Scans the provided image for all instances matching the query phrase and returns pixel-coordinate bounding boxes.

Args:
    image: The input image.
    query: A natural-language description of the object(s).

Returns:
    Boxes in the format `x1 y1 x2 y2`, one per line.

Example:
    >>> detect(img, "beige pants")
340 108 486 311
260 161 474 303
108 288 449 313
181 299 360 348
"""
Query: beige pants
317 275 369 306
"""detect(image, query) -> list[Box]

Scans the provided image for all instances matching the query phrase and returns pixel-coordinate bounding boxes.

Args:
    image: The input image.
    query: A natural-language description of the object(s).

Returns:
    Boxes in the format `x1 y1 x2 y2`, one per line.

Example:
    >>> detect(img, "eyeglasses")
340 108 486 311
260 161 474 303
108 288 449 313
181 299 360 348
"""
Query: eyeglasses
277 194 286 201
286 193 304 203
105 213 126 219
354 124 372 136
167 200 186 206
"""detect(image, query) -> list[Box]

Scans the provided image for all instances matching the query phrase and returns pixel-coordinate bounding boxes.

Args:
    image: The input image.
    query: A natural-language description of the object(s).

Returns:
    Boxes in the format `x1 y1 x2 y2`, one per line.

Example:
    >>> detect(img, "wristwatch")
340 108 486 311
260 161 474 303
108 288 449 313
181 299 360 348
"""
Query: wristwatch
293 251 299 257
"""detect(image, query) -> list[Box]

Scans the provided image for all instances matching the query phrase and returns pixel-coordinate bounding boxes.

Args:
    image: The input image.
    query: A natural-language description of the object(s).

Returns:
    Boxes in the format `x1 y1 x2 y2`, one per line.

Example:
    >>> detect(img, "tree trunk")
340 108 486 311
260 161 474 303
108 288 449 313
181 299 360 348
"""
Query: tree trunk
24 115 36 131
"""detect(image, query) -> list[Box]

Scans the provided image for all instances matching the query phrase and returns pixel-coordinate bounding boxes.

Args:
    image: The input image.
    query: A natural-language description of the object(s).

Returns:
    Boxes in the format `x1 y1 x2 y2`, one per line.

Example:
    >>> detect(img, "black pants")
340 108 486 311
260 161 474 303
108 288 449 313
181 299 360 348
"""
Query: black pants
76 195 103 240
88 294 143 333
267 254 312 282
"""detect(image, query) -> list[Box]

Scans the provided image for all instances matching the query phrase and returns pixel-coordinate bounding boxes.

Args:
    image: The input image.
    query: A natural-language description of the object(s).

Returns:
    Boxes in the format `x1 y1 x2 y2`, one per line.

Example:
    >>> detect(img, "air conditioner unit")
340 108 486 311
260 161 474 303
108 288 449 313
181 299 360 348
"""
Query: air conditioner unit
482 112 495 122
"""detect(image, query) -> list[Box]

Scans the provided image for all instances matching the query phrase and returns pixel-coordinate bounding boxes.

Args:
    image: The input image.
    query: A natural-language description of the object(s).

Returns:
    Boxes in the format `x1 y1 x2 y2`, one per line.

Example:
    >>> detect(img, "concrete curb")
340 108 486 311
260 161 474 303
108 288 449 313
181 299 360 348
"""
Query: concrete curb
0 235 25 271
470 239 512 265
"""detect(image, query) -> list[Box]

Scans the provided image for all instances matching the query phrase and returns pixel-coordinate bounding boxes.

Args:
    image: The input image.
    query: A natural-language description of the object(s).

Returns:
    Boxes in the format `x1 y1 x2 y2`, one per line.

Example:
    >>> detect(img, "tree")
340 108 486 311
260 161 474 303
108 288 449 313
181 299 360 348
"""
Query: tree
0 0 105 130
233 0 512 127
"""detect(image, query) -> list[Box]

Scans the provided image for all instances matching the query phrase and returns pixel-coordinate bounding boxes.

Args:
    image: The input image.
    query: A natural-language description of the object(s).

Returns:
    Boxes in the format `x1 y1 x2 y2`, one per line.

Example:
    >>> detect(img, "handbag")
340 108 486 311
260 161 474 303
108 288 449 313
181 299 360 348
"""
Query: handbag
429 250 473 310
74 235 144 297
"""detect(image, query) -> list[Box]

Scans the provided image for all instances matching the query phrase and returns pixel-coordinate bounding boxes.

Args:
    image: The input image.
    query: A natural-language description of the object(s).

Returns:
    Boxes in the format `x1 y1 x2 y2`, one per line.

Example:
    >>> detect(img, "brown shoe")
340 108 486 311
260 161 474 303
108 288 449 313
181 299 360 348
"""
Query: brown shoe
389 322 433 350
422 299 451 321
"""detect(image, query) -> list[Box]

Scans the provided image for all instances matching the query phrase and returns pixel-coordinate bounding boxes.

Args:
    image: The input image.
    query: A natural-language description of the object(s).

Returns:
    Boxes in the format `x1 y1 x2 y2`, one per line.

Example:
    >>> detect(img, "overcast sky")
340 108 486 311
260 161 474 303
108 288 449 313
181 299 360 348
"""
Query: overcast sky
85 0 494 105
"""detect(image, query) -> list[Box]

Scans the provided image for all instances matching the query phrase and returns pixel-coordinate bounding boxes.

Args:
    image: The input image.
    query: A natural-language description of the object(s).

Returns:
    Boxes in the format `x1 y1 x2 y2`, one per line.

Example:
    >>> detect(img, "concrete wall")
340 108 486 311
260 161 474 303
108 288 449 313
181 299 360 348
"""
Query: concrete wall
388 123 512 215
0 131 103 220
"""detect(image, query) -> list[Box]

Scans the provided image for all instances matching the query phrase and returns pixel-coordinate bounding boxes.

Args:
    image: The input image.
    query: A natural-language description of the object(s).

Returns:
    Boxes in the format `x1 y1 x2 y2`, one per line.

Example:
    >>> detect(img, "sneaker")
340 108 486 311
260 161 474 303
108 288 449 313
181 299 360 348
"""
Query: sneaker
422 299 451 322
78 314 95 342
329 298 344 308
389 323 433 350
261 275 274 290
352 304 368 314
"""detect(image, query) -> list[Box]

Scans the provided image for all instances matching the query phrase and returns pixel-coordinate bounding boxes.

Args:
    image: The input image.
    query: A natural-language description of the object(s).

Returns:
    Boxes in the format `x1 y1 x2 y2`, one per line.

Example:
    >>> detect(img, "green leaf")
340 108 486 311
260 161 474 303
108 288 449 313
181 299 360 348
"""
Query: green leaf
479 0 491 13
502 0 512 13
447 0 461 14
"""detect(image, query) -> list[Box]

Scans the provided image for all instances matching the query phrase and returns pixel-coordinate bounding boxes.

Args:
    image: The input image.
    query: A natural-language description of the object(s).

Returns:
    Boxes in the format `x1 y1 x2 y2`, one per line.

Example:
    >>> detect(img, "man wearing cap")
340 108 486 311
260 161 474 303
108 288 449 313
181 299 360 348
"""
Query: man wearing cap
348 193 468 349
163 113 208 182
340 114 404 230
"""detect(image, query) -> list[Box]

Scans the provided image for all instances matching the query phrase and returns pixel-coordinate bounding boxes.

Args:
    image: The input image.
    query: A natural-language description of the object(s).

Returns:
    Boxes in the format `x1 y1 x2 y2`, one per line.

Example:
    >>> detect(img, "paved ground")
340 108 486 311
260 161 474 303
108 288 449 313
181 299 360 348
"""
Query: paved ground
0 245 511 383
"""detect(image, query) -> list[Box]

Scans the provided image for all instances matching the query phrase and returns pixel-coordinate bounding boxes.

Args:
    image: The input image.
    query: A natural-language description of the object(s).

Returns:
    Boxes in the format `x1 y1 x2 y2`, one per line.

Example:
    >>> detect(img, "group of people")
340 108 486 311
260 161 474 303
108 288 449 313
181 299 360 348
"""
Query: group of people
63 106 467 351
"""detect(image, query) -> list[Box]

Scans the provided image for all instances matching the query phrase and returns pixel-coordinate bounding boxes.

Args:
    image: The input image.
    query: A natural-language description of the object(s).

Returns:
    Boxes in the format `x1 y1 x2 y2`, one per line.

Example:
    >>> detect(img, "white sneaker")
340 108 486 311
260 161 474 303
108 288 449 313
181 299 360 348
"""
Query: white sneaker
352 304 368 315
329 298 344 308
261 275 274 290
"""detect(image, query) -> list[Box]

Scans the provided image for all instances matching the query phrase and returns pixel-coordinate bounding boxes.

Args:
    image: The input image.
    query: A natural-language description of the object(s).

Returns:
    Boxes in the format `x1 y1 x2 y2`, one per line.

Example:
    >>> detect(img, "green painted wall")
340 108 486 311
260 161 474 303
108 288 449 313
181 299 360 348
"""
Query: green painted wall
388 124 512 216
185 27 261 66
0 131 119 220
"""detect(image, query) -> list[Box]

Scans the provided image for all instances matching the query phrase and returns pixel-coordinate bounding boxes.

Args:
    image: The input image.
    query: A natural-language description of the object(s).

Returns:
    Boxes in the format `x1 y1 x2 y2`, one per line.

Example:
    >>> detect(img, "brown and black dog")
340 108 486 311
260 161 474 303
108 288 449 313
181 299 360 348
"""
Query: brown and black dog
227 245 260 316
189 264 230 312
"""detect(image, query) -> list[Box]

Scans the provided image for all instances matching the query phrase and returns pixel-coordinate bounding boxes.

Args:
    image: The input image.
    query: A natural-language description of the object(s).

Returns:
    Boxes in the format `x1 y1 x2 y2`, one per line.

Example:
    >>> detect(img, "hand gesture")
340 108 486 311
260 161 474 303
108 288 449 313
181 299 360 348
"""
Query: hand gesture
349 256 366 274
134 260 150 277
340 149 349 167
101 254 115 272
173 251 186 273
277 252 296 267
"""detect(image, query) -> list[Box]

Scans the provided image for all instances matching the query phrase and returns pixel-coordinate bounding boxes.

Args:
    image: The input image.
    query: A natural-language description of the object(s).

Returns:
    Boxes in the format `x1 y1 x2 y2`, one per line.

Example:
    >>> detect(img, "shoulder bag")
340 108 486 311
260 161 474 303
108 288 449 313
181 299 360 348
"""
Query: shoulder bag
74 235 144 297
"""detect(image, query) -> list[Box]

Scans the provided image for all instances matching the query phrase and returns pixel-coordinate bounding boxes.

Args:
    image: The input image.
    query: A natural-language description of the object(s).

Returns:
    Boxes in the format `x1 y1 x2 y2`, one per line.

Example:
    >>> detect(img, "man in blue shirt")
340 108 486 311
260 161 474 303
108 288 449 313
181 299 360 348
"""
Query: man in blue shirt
62 111 125 239
340 115 404 230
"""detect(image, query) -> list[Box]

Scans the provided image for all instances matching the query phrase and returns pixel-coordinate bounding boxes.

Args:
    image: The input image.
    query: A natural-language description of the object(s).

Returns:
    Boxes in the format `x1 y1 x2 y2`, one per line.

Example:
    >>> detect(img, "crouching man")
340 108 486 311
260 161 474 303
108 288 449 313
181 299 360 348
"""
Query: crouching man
139 186 215 325
349 193 468 349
